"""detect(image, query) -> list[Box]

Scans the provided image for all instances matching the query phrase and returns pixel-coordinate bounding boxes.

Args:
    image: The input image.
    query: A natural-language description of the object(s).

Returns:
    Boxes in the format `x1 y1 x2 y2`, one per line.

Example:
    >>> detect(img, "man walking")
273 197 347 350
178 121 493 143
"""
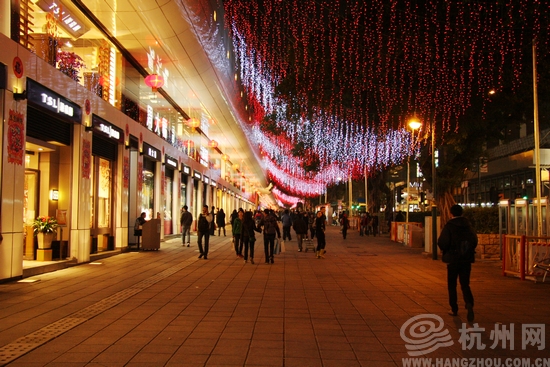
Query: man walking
197 205 213 259
180 205 193 247
437 204 478 322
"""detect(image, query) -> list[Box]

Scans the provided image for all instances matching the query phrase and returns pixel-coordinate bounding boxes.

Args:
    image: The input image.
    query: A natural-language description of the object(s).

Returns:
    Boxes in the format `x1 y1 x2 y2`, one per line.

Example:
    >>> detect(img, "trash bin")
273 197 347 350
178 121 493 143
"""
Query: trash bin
410 225 424 248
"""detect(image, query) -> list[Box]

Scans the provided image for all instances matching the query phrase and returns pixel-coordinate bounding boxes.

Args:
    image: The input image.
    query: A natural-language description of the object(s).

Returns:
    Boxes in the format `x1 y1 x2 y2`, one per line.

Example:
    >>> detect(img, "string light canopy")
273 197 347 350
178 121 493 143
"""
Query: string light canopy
222 0 550 197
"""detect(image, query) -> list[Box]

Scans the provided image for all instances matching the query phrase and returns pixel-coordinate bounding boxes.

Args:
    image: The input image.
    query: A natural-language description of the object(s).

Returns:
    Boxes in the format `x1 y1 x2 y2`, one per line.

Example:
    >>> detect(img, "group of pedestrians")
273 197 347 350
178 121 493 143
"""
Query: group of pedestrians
175 202 478 323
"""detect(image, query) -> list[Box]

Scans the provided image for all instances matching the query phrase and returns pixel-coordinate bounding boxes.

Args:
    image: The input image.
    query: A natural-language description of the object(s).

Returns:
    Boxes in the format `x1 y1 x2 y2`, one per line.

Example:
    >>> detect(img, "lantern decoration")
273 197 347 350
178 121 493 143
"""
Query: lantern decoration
221 154 229 161
209 140 218 148
187 118 200 129
144 74 164 92
232 163 239 170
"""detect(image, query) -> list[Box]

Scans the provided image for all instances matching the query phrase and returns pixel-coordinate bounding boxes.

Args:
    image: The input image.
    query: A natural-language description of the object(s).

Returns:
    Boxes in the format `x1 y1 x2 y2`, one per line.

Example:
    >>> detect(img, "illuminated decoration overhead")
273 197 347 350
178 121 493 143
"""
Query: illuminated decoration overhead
209 140 218 148
144 74 164 92
221 154 229 161
187 117 200 129
218 0 550 197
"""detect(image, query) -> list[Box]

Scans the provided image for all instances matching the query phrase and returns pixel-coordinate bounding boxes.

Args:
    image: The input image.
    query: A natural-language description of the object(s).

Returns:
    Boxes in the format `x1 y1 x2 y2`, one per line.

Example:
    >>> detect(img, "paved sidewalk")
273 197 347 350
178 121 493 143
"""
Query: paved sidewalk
0 226 549 366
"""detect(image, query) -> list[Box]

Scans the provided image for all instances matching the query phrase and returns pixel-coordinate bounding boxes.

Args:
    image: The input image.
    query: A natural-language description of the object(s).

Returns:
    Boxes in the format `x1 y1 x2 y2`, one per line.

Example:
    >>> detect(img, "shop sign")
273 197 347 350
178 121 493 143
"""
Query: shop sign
142 142 161 161
91 115 123 143
182 164 191 175
26 78 82 124
211 180 217 187
193 170 202 180
36 0 89 38
165 154 177 169
204 176 210 185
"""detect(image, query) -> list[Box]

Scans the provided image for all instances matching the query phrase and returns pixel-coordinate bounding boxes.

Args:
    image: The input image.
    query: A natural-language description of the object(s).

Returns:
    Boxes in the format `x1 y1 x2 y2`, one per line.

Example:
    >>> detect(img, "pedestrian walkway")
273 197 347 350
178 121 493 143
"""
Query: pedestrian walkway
0 226 549 366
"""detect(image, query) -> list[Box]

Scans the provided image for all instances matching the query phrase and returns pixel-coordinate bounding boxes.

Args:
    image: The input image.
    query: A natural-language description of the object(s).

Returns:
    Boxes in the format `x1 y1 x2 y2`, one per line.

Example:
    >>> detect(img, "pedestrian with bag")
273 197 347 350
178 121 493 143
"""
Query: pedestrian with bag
197 205 213 259
180 205 193 247
242 211 261 264
437 204 478 322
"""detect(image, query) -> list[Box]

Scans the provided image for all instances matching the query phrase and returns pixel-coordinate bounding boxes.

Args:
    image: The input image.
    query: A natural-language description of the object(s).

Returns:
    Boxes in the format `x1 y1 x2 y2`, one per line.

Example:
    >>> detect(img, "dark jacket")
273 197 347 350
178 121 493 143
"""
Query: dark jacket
242 217 261 240
180 211 193 227
216 210 226 227
437 216 478 263
292 215 308 235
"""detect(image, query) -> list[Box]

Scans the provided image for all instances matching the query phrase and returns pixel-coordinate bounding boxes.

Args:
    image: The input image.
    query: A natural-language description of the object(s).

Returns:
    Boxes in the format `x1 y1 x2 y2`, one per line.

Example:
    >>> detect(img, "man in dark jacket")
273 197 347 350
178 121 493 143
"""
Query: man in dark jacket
437 204 478 322
180 206 193 247
292 212 308 252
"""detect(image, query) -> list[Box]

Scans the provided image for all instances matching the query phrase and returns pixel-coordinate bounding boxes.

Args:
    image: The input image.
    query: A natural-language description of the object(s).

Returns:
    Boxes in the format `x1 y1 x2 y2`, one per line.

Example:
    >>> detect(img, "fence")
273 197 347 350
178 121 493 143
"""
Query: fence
502 235 550 281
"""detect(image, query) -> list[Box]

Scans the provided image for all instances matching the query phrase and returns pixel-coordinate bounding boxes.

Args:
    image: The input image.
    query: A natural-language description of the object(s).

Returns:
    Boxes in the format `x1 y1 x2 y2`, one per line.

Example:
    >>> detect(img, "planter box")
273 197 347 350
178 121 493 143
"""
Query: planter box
477 233 500 260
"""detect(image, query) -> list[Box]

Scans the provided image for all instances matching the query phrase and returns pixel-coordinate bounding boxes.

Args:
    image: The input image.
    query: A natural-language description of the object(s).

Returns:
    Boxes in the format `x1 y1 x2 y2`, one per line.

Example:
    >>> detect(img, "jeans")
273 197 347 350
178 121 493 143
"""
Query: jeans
263 234 276 262
197 231 210 257
234 234 242 255
283 226 292 240
447 262 474 312
218 225 226 236
182 225 191 244
316 231 326 252
243 237 255 260
296 233 304 250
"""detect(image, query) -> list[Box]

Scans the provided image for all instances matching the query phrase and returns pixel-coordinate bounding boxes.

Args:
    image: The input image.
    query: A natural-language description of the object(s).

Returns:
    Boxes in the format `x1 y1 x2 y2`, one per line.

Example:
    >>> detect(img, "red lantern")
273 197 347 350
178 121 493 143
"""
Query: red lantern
144 74 164 92
187 118 200 129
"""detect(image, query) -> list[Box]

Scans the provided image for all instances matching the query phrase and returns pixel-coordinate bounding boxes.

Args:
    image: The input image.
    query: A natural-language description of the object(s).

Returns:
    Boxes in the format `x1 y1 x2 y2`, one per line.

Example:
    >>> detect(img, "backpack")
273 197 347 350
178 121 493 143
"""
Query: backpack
198 215 209 232
443 227 476 263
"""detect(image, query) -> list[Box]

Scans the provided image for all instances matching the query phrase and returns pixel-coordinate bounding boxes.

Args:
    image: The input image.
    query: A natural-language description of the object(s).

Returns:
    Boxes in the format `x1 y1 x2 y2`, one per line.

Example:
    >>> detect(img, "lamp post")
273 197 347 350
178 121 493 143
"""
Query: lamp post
431 122 438 260
406 119 422 223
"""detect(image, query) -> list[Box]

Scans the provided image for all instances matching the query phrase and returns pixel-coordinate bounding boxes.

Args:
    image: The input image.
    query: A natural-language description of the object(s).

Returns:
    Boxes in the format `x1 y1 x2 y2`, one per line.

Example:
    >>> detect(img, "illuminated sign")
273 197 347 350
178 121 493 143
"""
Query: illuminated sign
36 0 90 38
26 78 82 124
165 155 177 169
204 176 210 185
91 115 123 143
142 142 160 161
182 165 191 175
193 170 202 180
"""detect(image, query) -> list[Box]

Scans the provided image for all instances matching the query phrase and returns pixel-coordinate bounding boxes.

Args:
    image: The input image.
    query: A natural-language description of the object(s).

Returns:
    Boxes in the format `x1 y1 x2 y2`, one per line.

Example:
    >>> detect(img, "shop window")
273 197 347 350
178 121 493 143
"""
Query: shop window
90 157 112 229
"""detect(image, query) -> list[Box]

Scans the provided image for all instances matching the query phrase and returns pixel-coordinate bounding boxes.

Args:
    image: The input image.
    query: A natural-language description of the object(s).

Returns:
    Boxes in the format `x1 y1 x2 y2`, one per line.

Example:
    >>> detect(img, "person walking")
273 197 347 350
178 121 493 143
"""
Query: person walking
180 205 193 247
260 209 281 264
209 206 217 236
216 208 226 236
197 205 213 259
281 209 292 241
437 204 478 322
292 212 308 252
315 207 327 258
341 212 350 240
242 211 261 264
232 210 244 258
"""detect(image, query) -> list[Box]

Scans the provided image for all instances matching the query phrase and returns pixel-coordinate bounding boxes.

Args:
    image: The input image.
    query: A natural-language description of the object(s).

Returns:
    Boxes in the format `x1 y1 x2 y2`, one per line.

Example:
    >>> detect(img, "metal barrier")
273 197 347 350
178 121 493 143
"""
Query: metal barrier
502 235 550 281
391 222 423 247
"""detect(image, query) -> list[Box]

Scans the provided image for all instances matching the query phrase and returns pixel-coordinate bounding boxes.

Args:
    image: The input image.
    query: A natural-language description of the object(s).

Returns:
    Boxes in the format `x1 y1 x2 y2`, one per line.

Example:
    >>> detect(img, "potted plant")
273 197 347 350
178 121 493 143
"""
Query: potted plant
33 216 58 249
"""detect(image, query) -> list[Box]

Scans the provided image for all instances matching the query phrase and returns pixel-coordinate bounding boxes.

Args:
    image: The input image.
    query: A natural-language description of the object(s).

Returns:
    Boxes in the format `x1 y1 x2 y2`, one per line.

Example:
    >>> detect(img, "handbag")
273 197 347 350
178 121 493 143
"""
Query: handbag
274 238 280 255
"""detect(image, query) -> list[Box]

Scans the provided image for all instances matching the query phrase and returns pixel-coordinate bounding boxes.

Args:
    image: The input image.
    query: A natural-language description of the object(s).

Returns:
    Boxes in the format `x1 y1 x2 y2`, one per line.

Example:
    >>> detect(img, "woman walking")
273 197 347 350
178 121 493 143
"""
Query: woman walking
216 209 226 236
315 207 327 258
242 211 261 264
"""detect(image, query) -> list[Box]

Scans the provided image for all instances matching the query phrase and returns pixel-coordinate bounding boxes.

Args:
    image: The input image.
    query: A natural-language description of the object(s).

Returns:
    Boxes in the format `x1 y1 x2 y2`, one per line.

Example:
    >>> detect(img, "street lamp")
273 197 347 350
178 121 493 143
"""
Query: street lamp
406 118 422 224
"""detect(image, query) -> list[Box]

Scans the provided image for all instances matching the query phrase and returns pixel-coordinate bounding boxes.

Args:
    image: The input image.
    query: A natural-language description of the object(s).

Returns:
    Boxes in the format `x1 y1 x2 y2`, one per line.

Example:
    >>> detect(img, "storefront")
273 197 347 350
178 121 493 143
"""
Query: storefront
164 154 178 235
141 142 161 220
88 114 123 253
181 164 191 210
24 78 82 261
193 170 202 221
